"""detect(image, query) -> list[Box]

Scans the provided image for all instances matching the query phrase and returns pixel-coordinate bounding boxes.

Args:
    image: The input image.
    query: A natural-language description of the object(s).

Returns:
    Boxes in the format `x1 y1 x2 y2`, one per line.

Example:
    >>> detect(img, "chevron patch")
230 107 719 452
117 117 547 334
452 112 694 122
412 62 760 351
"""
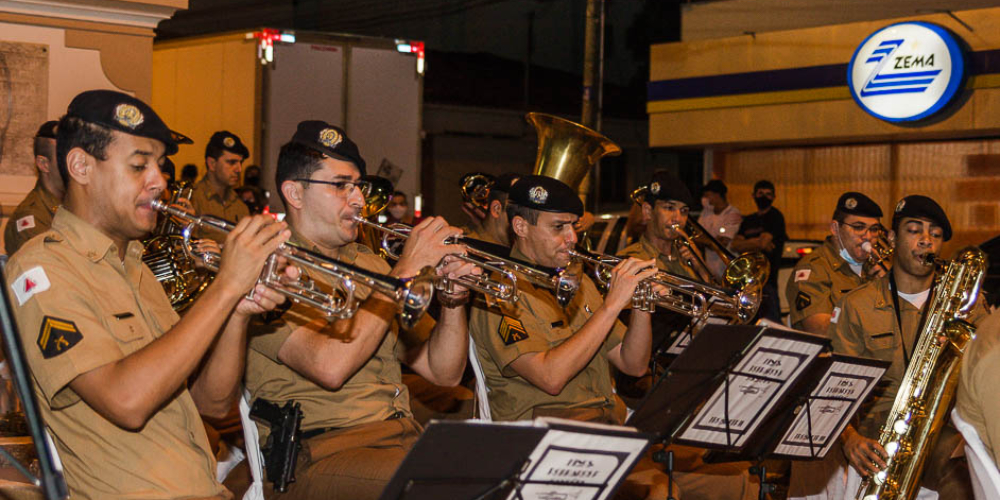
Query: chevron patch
37 316 82 359
498 316 529 346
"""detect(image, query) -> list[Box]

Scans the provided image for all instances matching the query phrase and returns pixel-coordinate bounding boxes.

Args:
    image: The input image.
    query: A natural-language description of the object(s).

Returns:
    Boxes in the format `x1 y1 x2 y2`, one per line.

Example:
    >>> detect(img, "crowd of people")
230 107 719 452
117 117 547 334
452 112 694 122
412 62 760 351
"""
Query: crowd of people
1 89 999 500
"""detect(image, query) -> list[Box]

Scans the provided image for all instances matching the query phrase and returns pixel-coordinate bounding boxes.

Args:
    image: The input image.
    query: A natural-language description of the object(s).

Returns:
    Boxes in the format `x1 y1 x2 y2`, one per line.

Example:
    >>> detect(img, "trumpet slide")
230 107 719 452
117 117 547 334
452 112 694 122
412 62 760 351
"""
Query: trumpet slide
149 200 436 328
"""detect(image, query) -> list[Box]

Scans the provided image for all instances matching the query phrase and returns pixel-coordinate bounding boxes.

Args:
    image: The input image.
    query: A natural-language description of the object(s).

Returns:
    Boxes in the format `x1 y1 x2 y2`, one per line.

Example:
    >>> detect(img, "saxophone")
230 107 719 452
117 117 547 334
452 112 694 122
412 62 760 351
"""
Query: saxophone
857 247 987 500
142 182 214 311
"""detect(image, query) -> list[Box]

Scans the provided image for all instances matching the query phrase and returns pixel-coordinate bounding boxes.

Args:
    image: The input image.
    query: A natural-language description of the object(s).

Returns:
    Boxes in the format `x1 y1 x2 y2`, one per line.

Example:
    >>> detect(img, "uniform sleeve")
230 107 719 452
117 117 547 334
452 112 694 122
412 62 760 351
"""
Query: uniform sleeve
247 311 298 363
602 318 628 356
4 210 49 256
469 298 554 378
969 338 1000 468
828 295 866 357
6 257 127 409
787 258 834 327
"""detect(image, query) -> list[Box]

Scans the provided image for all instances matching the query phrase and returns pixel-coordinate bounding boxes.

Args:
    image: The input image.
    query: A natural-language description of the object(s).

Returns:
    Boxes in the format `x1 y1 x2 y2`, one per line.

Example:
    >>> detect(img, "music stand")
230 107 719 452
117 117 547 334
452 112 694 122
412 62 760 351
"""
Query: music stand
379 418 651 500
0 266 68 499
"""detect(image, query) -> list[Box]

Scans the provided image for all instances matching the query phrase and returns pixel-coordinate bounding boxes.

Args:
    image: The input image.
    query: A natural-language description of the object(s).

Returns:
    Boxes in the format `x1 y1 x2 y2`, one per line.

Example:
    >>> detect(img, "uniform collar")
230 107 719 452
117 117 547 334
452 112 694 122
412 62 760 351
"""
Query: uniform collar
49 208 144 267
870 273 920 311
196 176 236 204
35 180 61 215
639 234 667 262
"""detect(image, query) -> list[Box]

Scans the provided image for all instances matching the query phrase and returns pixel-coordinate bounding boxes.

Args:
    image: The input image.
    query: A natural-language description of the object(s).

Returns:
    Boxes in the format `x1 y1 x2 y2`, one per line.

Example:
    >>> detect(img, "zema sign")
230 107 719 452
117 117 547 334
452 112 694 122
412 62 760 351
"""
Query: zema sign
848 22 965 123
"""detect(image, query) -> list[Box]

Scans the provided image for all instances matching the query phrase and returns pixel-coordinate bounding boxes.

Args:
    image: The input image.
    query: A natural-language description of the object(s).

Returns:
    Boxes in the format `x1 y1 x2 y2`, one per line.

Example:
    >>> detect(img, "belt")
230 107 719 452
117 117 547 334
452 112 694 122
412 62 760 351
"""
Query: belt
300 411 407 440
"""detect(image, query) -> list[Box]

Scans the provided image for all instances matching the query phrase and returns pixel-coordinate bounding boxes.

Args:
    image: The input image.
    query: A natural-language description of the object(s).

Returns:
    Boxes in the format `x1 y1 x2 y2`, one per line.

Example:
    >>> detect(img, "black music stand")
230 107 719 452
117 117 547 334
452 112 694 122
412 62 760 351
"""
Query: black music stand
0 265 69 499
626 324 831 499
379 419 651 500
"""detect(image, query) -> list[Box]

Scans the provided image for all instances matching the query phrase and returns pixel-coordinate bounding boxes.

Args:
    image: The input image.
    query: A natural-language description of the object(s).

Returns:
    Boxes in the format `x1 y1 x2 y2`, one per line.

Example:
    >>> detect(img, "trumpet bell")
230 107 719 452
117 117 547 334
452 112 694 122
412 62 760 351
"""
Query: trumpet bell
723 252 770 323
399 267 437 329
361 175 395 218
527 112 621 191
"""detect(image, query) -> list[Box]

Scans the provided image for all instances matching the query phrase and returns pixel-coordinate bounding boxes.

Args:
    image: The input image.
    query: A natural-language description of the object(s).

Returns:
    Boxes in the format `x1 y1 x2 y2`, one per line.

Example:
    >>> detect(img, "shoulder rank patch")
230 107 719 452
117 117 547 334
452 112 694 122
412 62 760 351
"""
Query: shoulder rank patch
15 215 35 232
795 291 812 311
498 316 529 346
794 269 811 282
12 266 50 306
830 307 841 324
37 316 82 359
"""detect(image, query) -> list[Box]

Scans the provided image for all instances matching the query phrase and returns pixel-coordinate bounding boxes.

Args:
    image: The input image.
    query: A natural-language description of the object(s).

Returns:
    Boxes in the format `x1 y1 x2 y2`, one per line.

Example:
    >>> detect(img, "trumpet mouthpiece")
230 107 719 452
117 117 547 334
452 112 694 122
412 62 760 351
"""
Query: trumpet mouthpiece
861 241 873 253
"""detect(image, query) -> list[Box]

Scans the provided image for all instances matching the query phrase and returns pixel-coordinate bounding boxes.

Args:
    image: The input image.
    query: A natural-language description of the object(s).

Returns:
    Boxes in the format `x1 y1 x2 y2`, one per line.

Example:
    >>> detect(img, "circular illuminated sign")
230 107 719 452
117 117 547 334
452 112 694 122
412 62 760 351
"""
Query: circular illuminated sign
847 22 964 123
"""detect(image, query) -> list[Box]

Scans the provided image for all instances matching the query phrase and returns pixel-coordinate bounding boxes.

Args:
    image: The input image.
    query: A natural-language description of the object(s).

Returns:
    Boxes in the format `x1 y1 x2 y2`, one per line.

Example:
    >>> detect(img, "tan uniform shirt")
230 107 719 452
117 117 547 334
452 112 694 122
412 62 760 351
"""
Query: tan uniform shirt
786 237 864 331
5 209 225 500
618 234 692 277
190 177 249 242
829 274 988 439
245 234 435 436
469 248 627 422
4 181 60 256
957 311 1000 468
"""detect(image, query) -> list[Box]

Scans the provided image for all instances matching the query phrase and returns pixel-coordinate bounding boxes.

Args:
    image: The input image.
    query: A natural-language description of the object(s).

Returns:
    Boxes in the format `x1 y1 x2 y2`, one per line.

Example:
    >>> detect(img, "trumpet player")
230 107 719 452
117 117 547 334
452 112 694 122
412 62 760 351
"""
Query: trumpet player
241 120 478 500
786 192 884 499
830 195 986 498
463 172 520 245
5 90 291 499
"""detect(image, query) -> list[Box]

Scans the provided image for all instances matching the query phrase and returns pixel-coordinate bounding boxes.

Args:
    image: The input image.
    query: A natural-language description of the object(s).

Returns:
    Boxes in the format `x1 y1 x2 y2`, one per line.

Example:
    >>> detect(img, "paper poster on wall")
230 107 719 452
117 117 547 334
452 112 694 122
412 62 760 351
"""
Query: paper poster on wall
0 41 48 176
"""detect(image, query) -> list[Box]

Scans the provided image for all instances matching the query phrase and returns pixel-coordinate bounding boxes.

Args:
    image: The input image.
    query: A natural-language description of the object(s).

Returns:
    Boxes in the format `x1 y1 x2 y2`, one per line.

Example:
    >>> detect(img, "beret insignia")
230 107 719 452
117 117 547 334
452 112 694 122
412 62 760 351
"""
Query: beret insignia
113 104 144 130
895 199 905 213
223 136 235 148
650 182 661 195
319 128 342 149
845 198 857 210
529 186 549 204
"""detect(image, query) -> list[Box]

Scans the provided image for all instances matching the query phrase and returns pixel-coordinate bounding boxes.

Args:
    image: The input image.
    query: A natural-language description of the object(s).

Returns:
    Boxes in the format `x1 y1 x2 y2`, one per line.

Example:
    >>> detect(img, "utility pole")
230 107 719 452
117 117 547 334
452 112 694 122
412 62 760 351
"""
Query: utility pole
580 0 605 211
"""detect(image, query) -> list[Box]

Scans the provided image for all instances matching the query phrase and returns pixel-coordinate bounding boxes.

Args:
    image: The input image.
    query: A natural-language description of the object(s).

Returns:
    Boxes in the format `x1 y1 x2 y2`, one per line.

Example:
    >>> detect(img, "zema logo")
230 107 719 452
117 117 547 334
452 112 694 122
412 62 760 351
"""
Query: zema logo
848 22 965 123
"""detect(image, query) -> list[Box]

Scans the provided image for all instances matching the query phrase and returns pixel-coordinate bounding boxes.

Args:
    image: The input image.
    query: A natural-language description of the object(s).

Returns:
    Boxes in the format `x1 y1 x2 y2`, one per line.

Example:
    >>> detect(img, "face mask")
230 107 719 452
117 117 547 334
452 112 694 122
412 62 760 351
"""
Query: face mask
753 196 773 210
244 175 259 186
836 226 863 267
388 206 407 219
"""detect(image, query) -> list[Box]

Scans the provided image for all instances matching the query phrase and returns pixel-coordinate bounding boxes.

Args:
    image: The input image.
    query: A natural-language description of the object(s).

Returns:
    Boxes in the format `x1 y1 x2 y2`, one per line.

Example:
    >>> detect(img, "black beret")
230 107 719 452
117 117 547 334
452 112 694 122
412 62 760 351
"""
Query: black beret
702 179 727 196
290 120 366 176
66 90 181 155
207 130 249 159
508 175 583 216
645 171 694 207
835 192 882 219
35 121 58 139
492 173 522 194
892 195 952 241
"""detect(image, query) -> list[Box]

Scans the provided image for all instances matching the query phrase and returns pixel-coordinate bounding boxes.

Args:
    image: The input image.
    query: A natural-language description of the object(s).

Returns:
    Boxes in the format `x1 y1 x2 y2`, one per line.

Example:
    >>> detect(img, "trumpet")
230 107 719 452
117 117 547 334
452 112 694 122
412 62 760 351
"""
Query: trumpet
460 173 495 212
354 217 580 306
149 200 436 329
861 228 893 279
569 248 767 323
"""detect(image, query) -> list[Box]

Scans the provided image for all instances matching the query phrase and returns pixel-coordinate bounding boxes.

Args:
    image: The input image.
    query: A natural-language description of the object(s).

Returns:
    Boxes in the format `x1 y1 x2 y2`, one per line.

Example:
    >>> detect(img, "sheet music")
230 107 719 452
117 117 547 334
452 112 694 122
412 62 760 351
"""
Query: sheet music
512 427 649 500
773 360 887 458
665 316 727 355
678 334 825 448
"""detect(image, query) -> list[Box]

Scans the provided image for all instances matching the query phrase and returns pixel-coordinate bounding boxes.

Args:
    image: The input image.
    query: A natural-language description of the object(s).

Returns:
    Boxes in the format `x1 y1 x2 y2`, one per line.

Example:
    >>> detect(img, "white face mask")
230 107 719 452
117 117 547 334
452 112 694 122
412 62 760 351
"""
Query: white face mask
388 206 407 219
836 225 862 267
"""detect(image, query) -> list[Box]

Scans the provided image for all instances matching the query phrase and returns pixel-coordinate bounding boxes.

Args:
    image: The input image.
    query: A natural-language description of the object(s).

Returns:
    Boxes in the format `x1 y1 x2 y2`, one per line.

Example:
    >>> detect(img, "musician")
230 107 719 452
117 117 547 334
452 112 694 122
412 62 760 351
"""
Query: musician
731 180 787 322
242 120 477 500
5 89 290 499
696 179 741 281
4 121 62 255
190 131 251 239
831 195 986 498
956 308 1000 469
619 170 710 283
786 192 883 335
786 192 883 499
469 175 754 500
463 172 519 245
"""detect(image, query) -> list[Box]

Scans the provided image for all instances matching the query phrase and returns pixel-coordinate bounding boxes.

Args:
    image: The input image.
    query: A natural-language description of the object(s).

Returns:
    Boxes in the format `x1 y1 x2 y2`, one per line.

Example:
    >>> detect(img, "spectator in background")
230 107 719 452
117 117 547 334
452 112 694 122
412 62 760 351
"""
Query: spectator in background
731 179 787 322
161 157 176 187
237 164 268 214
697 180 742 281
386 191 416 225
181 163 198 185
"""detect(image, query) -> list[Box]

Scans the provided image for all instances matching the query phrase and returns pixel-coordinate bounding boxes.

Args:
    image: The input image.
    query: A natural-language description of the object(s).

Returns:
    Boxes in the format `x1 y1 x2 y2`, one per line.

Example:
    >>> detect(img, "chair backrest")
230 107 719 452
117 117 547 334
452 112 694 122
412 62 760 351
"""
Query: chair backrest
467 336 492 421
952 408 1000 500
239 390 266 500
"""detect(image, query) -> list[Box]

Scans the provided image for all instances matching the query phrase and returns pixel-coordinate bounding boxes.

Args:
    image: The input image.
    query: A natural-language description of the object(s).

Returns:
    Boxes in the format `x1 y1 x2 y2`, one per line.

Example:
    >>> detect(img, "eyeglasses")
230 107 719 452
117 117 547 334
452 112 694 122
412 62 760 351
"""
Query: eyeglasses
841 222 883 236
294 178 372 197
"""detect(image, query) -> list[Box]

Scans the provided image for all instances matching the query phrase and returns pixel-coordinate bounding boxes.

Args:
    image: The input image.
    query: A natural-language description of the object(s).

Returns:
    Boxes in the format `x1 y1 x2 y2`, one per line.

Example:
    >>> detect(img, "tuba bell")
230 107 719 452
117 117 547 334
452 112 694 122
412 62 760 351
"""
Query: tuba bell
527 112 621 193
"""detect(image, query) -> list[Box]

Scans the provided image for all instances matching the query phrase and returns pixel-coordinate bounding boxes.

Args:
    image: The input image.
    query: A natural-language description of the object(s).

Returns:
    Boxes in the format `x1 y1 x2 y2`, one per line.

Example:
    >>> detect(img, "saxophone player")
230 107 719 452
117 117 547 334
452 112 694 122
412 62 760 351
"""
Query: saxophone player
831 195 987 498
239 120 478 500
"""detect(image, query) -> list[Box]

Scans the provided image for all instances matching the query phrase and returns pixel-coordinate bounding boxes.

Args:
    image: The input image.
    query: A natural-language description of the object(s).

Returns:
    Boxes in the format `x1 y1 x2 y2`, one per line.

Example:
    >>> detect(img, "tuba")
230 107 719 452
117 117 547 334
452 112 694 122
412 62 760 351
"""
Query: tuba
527 112 621 194
142 182 213 310
857 248 987 500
